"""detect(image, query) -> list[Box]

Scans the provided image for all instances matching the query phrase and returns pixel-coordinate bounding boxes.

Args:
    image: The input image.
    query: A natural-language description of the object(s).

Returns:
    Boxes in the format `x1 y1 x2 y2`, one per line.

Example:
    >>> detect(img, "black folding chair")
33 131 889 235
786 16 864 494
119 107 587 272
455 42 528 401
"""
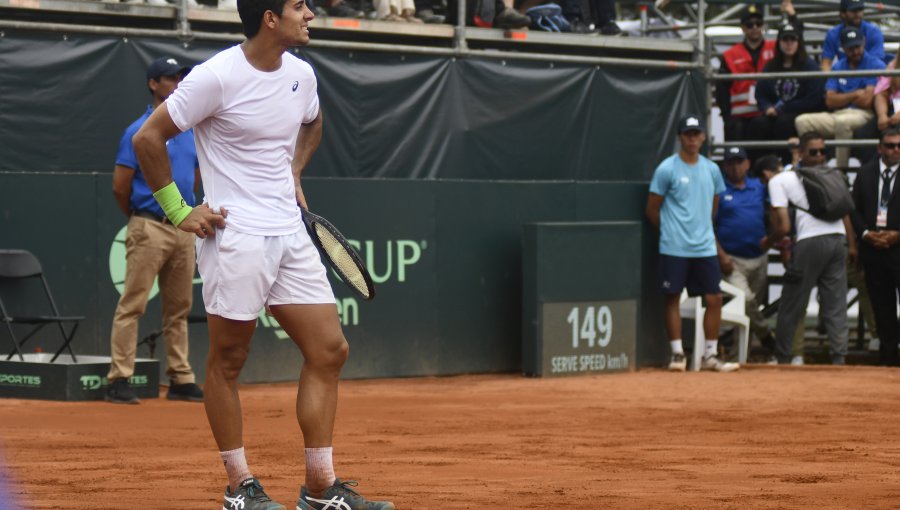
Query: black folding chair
0 250 83 362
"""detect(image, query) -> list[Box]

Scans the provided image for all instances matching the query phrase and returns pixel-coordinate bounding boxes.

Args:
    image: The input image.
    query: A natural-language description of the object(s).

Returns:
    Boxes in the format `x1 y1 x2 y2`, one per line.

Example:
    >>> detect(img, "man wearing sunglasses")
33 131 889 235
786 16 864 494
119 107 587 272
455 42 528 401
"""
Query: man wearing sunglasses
715 4 776 143
784 132 879 363
852 128 900 365
820 0 887 72
759 131 857 365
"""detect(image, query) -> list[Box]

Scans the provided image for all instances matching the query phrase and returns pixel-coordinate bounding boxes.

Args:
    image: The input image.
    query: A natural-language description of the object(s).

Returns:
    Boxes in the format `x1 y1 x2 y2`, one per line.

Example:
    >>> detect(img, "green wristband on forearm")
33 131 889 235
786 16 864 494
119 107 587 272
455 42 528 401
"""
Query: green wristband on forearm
152 181 192 226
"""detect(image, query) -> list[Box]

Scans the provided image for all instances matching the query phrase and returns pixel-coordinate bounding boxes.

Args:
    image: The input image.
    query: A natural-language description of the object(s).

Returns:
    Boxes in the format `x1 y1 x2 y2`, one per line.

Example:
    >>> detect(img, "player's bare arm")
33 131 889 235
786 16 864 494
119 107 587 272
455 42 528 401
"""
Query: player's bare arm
291 109 324 209
133 103 225 238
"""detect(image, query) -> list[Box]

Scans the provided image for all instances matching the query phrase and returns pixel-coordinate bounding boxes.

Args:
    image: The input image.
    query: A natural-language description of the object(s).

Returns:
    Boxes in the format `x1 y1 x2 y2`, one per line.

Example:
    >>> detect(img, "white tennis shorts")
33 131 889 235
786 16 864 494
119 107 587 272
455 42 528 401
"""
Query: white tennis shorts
196 226 335 321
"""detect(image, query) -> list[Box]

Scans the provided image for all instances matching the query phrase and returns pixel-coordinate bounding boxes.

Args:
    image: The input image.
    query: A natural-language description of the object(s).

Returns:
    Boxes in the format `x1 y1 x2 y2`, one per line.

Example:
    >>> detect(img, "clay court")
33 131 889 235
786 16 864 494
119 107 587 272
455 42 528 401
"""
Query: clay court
2 365 899 509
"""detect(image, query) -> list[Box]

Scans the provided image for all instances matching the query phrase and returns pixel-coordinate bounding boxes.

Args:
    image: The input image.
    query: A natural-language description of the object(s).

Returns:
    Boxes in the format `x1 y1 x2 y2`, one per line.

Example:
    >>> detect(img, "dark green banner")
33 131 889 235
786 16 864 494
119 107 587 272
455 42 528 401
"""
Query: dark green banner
0 175 666 382
0 30 704 181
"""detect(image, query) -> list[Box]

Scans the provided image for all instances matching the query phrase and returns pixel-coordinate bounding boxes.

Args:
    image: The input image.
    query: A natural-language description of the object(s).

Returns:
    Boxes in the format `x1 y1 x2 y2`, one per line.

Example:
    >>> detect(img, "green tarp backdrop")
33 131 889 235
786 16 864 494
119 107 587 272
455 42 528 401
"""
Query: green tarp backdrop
0 29 704 180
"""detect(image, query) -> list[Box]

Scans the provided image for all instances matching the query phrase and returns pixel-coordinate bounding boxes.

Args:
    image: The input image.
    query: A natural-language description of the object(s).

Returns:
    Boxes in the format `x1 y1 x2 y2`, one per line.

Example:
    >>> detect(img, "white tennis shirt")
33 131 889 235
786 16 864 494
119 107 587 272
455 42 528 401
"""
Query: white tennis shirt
167 45 320 236
767 170 845 242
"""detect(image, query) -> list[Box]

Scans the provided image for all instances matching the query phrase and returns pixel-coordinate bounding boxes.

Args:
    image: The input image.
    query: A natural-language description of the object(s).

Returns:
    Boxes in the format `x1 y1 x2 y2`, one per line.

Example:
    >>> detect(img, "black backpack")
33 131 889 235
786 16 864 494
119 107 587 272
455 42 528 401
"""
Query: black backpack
793 166 854 221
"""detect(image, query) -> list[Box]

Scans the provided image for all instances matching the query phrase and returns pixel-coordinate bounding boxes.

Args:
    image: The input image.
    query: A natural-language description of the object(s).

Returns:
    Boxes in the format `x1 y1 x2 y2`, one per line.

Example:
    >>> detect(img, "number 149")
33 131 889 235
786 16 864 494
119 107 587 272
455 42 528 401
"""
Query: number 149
566 306 612 348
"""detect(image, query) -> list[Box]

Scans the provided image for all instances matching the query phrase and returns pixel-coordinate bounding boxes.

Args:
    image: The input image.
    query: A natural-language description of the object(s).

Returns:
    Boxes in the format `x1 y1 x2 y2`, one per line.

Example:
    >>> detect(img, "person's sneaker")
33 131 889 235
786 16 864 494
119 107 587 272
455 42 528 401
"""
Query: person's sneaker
765 354 778 365
105 378 140 404
832 355 846 366
297 479 394 510
700 355 739 372
224 478 285 510
167 381 204 402
790 355 804 366
494 7 530 29
668 352 686 372
326 1 364 18
868 337 880 352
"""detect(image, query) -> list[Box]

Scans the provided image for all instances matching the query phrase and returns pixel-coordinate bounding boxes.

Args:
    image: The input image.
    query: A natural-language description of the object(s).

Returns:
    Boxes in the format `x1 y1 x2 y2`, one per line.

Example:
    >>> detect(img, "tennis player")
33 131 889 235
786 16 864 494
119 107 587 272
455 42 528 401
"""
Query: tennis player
131 0 393 509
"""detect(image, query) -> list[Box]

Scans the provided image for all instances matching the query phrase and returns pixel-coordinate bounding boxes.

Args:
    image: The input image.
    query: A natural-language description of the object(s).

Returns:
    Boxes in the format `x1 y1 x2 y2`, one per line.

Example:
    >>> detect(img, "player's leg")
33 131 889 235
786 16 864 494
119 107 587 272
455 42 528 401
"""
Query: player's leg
688 257 736 372
660 255 688 371
267 227 394 510
268 304 346 488
197 230 285 510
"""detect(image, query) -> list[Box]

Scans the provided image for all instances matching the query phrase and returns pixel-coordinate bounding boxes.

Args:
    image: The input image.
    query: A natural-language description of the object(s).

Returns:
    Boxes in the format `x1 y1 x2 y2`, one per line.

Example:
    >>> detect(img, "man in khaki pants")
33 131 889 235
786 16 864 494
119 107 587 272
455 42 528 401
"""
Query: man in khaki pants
106 57 203 405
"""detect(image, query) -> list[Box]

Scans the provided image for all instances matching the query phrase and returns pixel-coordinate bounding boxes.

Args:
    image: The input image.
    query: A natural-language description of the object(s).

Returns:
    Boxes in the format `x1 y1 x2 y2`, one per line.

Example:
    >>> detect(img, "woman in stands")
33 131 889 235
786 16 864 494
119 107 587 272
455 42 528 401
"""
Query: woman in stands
752 21 825 164
874 46 900 131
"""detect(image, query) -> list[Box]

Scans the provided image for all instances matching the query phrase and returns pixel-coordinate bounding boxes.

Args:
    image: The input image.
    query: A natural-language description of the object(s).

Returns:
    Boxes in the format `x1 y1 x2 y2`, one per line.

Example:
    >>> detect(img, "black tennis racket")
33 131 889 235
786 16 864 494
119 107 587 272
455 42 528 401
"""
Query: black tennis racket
302 208 376 301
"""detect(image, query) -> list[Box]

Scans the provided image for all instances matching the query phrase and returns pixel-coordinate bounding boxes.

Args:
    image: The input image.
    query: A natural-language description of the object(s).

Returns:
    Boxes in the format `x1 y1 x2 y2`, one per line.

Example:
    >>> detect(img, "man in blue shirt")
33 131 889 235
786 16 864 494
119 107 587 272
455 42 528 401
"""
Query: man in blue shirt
107 57 204 405
715 147 776 358
796 25 885 169
820 0 887 71
646 114 739 372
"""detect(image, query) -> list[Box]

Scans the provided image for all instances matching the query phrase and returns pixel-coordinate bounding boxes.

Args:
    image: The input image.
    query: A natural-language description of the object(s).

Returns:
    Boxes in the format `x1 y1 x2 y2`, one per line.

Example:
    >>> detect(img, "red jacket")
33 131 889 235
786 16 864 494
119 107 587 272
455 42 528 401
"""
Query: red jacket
722 40 776 118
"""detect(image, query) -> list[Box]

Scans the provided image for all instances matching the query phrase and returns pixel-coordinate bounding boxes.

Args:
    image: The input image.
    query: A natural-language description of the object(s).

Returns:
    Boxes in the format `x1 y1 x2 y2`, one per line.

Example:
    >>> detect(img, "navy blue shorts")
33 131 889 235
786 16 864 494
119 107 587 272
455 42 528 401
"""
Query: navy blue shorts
659 255 721 296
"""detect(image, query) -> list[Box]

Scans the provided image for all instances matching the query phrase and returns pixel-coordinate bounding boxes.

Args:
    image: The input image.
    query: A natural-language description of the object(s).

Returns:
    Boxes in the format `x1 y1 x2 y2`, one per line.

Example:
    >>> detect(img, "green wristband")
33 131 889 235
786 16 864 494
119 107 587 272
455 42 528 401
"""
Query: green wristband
152 182 192 227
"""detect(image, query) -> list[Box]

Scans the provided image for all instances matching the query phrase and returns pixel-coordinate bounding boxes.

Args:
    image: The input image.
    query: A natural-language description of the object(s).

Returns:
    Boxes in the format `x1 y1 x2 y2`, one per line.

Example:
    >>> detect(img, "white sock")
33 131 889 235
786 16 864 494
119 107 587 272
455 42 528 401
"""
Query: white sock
670 339 684 355
705 340 718 358
305 447 336 488
220 447 253 491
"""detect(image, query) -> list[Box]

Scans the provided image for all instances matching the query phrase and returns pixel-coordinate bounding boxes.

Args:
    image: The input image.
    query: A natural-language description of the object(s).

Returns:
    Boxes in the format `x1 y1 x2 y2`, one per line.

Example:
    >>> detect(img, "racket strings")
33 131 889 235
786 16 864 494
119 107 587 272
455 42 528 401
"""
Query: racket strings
313 223 371 299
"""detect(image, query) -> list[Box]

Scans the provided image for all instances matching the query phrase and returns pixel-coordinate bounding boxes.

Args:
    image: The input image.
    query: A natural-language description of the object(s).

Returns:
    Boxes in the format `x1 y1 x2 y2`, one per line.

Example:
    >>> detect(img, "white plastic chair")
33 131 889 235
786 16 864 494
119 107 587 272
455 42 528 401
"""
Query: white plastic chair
679 280 750 371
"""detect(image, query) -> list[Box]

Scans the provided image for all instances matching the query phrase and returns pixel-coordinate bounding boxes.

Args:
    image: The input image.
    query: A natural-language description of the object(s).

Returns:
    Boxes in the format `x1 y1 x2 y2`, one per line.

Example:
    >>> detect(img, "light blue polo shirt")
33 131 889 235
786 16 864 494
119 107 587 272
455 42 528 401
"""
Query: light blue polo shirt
115 105 198 217
649 153 726 257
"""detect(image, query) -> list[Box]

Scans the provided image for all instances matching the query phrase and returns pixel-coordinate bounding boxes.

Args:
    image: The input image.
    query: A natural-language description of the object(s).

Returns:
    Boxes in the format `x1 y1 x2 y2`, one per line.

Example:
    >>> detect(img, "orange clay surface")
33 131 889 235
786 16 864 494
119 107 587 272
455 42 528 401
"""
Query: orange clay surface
2 367 900 509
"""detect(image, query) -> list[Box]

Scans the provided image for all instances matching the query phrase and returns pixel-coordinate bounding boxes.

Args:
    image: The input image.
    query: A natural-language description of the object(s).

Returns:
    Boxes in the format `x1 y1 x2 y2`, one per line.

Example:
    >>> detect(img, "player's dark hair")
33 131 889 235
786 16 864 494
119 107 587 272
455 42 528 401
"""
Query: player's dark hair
238 0 289 39
799 131 825 150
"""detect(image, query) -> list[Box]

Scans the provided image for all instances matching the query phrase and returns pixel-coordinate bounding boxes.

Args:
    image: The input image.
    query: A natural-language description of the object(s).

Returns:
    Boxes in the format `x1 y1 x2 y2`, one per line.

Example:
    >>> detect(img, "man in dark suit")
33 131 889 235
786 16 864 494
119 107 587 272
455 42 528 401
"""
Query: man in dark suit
852 127 900 365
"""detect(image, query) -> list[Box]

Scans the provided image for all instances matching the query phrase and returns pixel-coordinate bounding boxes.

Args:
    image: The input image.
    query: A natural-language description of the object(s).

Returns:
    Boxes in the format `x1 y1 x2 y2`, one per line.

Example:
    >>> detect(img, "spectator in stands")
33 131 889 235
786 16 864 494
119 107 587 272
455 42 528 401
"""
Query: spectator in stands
875 46 900 132
586 0 622 35
715 5 776 143
851 128 900 364
413 0 444 23
759 130 857 365
820 0 887 72
715 147 777 358
753 21 825 164
795 26 884 169
446 0 530 29
645 114 739 373
325 0 365 18
107 57 204 404
779 133 878 362
374 0 422 22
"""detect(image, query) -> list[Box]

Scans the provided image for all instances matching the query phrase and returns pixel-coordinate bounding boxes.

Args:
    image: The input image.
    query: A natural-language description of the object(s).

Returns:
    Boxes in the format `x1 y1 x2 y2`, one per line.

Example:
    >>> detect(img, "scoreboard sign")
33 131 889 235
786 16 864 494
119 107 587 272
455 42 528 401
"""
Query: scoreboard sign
522 221 641 377
541 300 636 376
